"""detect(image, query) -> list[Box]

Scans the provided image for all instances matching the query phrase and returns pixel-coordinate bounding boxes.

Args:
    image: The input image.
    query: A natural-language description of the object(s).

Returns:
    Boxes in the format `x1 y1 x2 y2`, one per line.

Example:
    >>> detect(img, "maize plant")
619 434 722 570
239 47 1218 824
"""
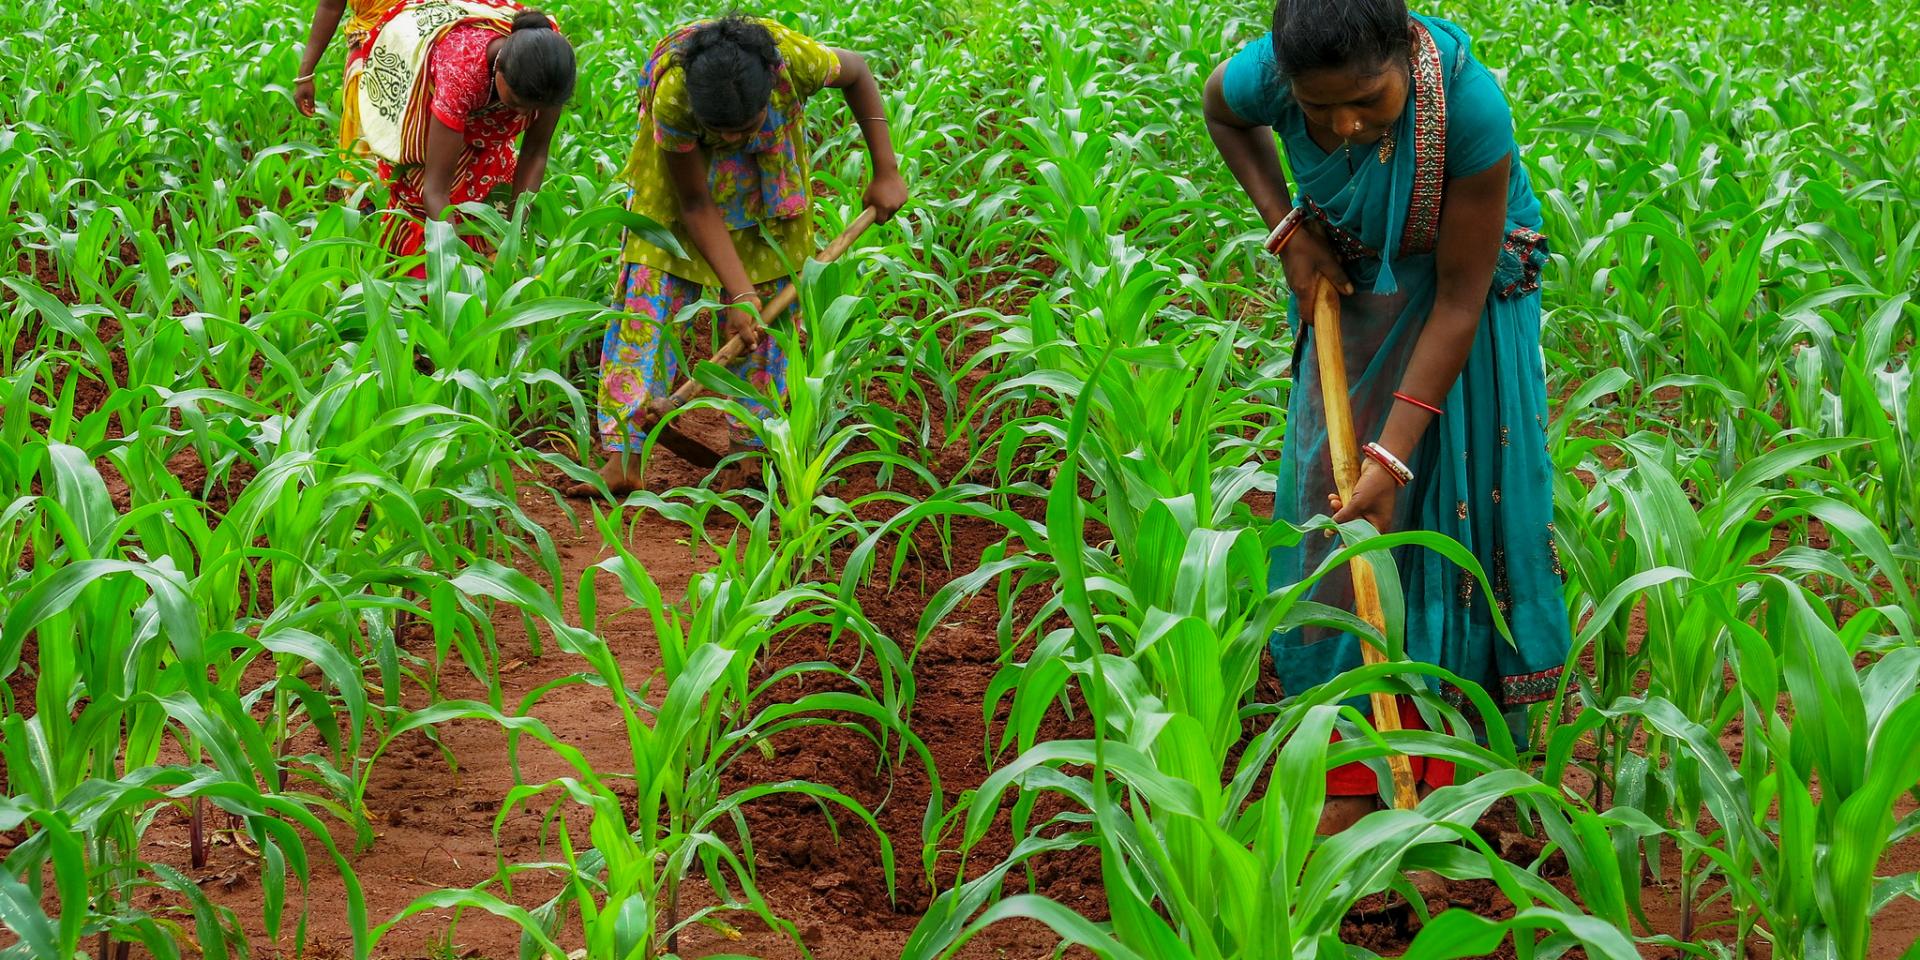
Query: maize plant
375 504 937 959
6 0 1920 955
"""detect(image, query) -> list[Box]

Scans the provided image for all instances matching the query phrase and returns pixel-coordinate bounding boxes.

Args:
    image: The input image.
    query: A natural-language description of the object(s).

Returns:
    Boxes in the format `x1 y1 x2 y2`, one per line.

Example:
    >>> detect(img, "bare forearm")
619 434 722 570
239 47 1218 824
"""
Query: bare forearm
681 201 754 297
836 55 898 177
1207 120 1292 229
665 150 755 296
1375 158 1511 457
511 156 546 196
298 0 349 76
1375 298 1480 454
419 119 467 220
1203 65 1292 229
422 184 453 219
420 161 456 219
513 114 558 196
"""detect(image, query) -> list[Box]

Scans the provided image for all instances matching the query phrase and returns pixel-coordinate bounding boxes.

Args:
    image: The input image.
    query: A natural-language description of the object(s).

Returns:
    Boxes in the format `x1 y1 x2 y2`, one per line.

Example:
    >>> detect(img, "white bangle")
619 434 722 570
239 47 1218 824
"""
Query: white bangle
294 72 316 84
1265 206 1307 254
1361 442 1414 487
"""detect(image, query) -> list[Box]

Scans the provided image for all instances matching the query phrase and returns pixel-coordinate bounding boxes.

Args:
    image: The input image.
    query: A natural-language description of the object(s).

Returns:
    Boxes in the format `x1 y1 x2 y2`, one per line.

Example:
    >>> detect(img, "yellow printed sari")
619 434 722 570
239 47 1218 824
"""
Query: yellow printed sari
618 19 841 287
353 0 520 165
338 0 407 156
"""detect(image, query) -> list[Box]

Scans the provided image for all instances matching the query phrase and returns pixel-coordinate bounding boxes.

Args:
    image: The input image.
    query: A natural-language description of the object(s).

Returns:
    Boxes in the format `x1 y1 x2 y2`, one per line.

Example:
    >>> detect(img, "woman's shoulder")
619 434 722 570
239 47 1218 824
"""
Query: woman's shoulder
756 18 840 94
1413 13 1503 103
428 23 503 84
1412 13 1477 70
665 16 825 62
644 28 698 143
754 17 820 50
426 22 503 129
437 20 503 50
1414 15 1520 177
653 18 834 83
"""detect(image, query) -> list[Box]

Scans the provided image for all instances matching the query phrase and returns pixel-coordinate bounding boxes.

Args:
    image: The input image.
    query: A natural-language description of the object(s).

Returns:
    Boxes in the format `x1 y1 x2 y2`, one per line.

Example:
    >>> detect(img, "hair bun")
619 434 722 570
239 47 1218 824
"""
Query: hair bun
496 8 575 106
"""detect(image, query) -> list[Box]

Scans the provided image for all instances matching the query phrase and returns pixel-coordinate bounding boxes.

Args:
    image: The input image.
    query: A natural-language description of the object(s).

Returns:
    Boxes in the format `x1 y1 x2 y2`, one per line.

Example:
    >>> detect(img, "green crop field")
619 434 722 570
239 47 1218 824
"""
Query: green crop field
2 0 1917 956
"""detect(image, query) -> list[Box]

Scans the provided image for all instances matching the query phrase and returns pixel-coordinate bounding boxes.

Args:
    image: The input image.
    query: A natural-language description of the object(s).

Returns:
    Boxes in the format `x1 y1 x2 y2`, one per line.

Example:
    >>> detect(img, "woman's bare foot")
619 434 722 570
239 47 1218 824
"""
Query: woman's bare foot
564 455 645 499
1407 869 1448 901
717 443 766 493
1318 795 1379 835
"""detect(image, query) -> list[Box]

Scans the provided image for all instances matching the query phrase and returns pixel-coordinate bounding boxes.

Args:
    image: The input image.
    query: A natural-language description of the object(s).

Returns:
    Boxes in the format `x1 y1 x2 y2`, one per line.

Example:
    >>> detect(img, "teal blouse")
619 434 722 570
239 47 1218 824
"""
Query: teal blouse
1220 17 1542 230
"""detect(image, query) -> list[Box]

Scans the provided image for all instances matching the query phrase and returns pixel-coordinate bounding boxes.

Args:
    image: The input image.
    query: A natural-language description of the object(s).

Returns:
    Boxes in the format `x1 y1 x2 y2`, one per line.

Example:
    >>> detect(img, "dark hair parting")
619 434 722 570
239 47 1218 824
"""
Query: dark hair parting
1269 0 1410 78
680 14 781 131
496 8 576 107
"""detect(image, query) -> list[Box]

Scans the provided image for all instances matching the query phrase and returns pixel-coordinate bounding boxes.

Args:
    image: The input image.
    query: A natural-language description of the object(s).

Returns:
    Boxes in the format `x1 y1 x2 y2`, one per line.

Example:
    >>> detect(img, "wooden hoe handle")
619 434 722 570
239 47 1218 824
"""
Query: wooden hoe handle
645 207 882 420
1309 277 1422 812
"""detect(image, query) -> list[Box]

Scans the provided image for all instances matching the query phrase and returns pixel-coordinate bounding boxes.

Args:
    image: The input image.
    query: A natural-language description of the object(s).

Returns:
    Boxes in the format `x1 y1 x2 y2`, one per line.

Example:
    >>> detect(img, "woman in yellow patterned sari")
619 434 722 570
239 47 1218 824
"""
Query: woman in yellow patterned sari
580 15 907 496
294 0 408 156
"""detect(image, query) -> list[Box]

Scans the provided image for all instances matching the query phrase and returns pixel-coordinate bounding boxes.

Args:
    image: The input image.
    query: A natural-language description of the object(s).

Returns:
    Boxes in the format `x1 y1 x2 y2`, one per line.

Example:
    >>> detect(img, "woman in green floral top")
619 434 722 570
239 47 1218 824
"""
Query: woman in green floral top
582 15 906 495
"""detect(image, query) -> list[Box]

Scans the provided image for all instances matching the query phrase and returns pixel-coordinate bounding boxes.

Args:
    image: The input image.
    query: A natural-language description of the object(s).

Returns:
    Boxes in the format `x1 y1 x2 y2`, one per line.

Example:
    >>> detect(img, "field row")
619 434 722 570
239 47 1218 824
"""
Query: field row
3 0 1918 957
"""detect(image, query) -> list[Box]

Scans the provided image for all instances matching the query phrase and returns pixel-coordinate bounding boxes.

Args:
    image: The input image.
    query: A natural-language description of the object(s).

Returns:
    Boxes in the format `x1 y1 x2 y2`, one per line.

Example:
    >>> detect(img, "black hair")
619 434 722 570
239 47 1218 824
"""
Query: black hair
496 10 577 108
1269 0 1410 78
680 14 780 131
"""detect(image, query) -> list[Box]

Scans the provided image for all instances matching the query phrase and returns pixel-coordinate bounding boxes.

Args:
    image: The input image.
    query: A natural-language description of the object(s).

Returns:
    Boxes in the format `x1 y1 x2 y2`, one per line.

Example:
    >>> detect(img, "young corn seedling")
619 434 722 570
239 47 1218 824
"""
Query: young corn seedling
393 502 938 957
667 255 939 578
1563 579 1920 957
909 378 1641 959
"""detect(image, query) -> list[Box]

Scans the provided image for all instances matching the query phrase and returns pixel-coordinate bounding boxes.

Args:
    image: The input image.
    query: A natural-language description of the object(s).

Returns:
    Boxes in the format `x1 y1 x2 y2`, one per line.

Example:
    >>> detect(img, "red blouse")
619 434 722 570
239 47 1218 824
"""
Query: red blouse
425 23 529 146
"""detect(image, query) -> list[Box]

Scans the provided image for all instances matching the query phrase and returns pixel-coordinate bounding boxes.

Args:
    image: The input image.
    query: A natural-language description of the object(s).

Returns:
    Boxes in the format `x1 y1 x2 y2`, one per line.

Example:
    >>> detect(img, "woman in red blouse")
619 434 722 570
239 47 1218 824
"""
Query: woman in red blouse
353 1 575 271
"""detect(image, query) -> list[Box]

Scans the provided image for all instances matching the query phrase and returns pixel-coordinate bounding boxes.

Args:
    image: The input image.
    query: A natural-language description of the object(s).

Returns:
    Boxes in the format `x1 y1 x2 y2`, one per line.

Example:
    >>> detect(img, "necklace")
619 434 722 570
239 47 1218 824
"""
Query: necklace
1342 127 1399 173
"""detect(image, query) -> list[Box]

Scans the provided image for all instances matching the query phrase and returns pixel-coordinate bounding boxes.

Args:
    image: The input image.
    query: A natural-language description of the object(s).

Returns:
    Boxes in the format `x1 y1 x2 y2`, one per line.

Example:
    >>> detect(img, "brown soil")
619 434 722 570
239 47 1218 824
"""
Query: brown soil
121 410 1920 960
134 452 1100 959
16 281 1920 960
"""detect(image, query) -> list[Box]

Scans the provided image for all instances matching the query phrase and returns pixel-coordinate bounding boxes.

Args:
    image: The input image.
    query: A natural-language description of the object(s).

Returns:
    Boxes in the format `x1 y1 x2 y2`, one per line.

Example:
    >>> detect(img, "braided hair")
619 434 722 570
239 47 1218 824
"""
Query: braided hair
680 15 780 130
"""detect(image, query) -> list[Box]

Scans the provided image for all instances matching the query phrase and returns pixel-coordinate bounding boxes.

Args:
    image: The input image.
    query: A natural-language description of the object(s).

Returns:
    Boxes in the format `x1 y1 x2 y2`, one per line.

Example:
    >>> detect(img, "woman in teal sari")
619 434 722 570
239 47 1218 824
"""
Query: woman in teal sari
1204 0 1570 830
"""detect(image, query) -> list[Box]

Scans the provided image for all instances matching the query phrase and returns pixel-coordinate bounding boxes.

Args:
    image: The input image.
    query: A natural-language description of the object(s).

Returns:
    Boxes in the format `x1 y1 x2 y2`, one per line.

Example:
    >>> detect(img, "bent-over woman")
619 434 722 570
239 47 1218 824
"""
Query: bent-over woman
1203 0 1572 831
354 0 575 272
583 14 906 495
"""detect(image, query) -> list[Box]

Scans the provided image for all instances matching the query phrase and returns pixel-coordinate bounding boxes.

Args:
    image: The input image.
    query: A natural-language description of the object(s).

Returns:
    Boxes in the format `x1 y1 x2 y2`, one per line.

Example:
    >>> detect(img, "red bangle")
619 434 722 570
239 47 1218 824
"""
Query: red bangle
1361 442 1414 486
1265 207 1307 255
1393 392 1443 416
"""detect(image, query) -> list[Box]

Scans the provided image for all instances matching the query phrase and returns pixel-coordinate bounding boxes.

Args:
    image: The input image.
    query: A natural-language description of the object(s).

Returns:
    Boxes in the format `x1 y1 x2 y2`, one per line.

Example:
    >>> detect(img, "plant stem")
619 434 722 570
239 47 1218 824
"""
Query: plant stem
189 796 206 870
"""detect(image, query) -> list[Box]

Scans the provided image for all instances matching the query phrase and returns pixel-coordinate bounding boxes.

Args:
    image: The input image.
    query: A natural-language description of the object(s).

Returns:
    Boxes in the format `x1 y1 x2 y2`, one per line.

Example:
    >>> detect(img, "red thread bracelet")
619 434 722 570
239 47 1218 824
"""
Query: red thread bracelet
1393 391 1443 415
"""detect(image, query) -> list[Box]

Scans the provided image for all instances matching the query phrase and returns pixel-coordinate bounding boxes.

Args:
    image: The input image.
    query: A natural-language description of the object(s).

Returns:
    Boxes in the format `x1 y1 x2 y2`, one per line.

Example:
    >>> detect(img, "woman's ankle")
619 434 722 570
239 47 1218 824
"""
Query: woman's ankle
599 453 644 490
1317 795 1380 835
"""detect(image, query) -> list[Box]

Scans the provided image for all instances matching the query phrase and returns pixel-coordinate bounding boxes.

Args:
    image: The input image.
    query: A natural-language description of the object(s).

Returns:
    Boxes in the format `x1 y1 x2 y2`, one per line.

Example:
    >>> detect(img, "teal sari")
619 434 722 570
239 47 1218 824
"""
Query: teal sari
1222 15 1570 719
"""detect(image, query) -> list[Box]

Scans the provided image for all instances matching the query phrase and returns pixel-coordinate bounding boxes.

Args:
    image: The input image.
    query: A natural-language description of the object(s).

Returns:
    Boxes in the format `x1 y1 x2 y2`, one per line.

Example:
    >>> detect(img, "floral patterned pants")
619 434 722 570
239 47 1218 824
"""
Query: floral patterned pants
597 262 796 453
